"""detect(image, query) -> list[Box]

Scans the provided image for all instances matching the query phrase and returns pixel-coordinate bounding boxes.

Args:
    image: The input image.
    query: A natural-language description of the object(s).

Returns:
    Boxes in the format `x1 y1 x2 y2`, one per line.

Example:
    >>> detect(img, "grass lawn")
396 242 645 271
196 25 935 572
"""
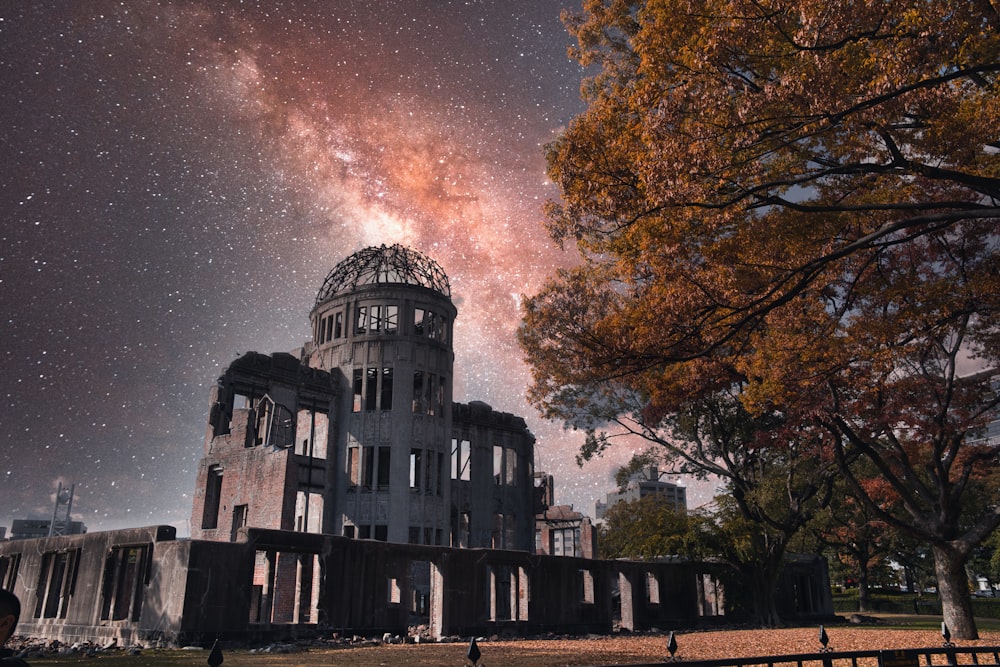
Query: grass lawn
862 613 1000 633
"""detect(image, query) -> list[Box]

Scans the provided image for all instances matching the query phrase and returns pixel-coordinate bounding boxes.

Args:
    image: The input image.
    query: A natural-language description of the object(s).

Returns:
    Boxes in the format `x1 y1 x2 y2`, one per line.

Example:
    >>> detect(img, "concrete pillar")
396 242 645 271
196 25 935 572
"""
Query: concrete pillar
429 560 448 639
272 552 299 623
618 571 635 631
261 551 276 623
294 554 315 623
488 566 497 621
517 566 529 622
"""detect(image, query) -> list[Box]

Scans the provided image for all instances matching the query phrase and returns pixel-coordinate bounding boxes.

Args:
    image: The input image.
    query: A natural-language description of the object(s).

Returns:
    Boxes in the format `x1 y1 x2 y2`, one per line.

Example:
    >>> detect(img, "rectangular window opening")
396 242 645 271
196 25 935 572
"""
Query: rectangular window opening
493 446 503 485
647 572 661 605
410 449 423 490
427 311 439 340
100 545 150 622
231 504 248 542
365 368 378 411
460 512 471 548
377 447 391 489
435 452 444 496
0 554 21 591
362 446 374 489
388 577 402 605
348 447 360 488
505 446 518 486
435 375 445 417
201 466 223 529
414 308 426 336
492 513 504 549
381 368 393 410
580 569 595 604
385 305 398 333
412 371 425 413
426 373 437 416
355 305 368 334
460 440 470 480
35 550 79 620
352 368 364 413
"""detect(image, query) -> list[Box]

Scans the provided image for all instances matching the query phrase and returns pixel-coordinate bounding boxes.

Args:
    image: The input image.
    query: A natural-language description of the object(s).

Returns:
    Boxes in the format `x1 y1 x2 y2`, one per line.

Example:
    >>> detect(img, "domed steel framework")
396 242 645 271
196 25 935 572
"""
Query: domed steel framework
315 244 451 304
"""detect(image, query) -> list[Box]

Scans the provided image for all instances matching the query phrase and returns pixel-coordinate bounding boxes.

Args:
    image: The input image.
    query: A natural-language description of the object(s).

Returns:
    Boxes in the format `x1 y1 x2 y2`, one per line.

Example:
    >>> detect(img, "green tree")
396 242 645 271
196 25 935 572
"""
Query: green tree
522 0 1000 639
978 529 1000 591
694 494 801 622
888 529 938 598
598 494 695 560
581 392 837 626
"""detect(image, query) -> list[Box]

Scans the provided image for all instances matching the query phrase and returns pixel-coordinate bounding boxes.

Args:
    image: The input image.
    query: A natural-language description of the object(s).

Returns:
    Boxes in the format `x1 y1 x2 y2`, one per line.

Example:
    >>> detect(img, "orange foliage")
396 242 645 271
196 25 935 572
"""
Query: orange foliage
520 0 1000 640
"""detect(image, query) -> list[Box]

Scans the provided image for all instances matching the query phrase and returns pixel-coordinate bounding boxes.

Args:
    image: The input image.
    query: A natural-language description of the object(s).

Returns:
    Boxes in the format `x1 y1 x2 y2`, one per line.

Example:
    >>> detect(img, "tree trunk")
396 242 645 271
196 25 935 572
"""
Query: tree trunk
857 560 871 613
932 543 978 640
745 552 783 627
747 568 781 627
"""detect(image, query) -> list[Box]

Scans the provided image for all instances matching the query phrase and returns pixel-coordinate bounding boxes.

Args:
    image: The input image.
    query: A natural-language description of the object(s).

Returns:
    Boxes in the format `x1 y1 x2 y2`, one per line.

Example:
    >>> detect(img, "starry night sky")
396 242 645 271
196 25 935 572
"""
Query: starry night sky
0 1 701 536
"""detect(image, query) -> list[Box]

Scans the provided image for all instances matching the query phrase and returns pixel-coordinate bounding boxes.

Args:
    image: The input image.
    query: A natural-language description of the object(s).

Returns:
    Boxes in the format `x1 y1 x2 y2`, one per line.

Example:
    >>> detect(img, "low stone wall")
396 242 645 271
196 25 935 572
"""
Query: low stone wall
0 526 833 646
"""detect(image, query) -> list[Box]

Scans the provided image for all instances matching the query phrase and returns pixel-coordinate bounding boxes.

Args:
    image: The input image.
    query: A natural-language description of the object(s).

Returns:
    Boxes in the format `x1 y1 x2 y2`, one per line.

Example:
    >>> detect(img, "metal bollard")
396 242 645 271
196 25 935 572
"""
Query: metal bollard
467 636 483 666
665 630 679 663
207 638 223 667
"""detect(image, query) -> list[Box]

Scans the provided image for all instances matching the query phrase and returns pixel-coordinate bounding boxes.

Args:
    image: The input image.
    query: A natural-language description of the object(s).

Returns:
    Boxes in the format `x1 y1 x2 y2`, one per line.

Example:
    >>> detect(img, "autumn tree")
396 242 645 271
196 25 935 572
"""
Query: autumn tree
810 474 895 612
520 0 1000 638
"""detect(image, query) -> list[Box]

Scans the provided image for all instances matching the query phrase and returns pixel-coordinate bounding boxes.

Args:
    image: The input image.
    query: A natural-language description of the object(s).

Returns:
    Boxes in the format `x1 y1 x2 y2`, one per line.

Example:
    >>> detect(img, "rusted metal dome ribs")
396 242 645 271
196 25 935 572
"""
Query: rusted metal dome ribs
315 244 451 304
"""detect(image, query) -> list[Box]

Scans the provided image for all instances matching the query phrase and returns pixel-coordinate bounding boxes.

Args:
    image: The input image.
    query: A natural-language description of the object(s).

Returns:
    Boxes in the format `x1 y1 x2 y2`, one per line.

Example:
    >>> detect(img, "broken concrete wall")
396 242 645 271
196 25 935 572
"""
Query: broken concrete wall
191 352 336 542
0 526 178 646
450 401 536 551
0 526 833 646
175 539 254 642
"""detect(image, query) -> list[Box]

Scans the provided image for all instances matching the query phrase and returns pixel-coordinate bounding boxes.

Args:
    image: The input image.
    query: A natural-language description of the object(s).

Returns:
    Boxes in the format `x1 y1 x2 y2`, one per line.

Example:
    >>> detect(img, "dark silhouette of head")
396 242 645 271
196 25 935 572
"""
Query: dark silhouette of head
0 589 20 645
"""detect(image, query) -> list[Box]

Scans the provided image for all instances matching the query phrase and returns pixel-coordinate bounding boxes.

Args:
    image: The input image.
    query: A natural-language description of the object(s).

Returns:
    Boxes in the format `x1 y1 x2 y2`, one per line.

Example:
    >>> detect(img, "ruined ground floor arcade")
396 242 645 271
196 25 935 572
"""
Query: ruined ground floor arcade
0 526 833 646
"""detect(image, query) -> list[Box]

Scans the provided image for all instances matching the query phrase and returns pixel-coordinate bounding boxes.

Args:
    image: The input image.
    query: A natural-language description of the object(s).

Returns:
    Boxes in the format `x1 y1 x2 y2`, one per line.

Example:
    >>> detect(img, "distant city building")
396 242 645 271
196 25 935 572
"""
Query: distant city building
534 474 597 558
971 412 1000 446
967 381 1000 446
595 466 687 520
10 519 86 540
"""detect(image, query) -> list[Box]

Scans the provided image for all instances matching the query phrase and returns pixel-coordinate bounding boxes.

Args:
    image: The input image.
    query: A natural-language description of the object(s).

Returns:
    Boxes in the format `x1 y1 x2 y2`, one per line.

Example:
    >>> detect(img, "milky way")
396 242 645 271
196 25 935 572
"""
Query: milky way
0 1 697 534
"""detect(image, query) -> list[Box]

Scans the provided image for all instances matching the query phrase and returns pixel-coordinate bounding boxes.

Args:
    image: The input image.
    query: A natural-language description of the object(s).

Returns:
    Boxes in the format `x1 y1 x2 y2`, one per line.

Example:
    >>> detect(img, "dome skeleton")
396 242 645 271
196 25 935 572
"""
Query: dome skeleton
315 244 451 304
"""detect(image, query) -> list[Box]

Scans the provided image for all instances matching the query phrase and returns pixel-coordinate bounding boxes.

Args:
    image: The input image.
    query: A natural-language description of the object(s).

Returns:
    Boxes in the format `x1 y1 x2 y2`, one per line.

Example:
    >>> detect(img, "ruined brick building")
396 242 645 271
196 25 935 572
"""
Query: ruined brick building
0 245 834 646
190 244 536 550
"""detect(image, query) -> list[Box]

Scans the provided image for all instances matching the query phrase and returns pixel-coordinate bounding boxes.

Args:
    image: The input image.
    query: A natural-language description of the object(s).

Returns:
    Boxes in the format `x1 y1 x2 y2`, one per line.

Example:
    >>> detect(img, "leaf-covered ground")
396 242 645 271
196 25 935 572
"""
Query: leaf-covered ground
25 617 1000 667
